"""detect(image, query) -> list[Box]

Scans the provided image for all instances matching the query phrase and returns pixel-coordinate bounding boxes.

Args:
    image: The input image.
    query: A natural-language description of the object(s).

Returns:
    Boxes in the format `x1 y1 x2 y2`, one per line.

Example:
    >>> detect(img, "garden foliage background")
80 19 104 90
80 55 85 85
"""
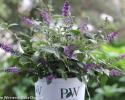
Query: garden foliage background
0 0 125 100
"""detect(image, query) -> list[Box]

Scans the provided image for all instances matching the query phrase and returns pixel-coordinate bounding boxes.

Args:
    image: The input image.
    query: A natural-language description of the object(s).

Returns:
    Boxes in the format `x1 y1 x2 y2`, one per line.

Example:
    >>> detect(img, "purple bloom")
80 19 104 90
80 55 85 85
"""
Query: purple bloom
78 23 89 34
117 53 125 59
40 11 50 25
5 67 20 74
84 63 96 70
106 31 118 42
0 43 17 55
46 74 54 81
21 16 33 26
109 69 122 76
62 1 71 16
63 17 72 24
64 45 75 58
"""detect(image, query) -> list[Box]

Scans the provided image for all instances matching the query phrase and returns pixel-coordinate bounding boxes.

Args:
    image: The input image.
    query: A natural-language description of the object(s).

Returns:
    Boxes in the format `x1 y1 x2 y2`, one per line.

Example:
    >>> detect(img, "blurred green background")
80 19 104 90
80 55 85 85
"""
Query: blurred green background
0 0 125 100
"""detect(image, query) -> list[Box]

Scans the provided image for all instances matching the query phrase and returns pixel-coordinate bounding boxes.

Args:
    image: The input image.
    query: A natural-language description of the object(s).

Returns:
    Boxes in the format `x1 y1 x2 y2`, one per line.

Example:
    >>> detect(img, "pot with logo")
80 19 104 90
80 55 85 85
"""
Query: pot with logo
35 78 86 100
2 0 123 100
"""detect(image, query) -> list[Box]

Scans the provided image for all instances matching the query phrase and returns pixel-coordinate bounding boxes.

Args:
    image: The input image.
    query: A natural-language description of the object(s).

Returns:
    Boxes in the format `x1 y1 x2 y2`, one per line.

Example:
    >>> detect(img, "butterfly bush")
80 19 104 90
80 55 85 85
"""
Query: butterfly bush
1 1 124 83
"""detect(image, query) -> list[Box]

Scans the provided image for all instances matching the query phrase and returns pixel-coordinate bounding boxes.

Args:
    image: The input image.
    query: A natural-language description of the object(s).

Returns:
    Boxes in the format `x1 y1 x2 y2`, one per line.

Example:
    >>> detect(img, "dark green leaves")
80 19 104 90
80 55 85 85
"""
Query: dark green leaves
18 54 32 66
99 75 108 86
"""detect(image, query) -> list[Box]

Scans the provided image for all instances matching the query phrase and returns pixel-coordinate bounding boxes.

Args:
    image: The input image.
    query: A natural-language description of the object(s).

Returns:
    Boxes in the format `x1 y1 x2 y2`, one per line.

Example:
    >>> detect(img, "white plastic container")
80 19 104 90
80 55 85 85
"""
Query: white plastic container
35 78 86 100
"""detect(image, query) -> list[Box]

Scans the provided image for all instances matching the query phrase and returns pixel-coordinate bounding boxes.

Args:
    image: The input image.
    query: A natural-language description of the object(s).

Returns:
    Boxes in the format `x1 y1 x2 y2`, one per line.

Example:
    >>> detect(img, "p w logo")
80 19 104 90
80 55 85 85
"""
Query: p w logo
35 86 42 95
60 87 80 99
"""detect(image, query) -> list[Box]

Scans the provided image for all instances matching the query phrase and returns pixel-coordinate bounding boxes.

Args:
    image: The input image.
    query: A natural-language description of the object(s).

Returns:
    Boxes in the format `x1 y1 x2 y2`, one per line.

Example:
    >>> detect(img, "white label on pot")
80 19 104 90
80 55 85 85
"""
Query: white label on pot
35 78 85 100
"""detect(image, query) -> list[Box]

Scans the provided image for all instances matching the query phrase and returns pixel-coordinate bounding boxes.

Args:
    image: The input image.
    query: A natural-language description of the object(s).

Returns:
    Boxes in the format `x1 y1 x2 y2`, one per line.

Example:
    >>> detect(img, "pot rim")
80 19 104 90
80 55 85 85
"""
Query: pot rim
35 77 86 84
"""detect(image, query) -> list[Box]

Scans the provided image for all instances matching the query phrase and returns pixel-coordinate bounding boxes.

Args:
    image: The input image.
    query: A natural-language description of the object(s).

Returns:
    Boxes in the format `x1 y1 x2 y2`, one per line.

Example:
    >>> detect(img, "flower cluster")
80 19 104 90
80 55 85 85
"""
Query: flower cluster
106 31 118 42
40 11 50 25
0 43 17 55
4 67 20 74
109 69 122 76
21 16 33 26
84 63 96 70
63 17 72 25
117 53 125 59
64 45 75 58
78 23 89 34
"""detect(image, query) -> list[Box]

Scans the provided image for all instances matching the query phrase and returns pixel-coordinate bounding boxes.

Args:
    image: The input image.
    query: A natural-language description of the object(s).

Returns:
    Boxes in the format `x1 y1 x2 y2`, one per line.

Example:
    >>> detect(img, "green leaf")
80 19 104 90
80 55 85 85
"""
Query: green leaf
13 85 27 97
103 69 110 76
70 69 79 74
99 75 108 86
77 63 83 68
19 57 30 65
57 68 67 79
89 39 97 44
70 30 80 35
8 23 19 28
40 46 60 58
77 53 84 62
53 15 63 19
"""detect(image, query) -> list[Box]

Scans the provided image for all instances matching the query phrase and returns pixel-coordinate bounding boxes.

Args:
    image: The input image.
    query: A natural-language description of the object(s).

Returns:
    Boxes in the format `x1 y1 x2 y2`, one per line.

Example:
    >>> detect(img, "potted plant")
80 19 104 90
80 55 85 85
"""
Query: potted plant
0 1 124 100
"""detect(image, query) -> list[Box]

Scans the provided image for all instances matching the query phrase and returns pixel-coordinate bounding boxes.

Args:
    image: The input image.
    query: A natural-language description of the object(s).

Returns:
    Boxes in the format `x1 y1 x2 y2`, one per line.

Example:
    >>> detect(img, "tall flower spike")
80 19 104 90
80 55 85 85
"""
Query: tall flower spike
40 11 50 25
5 67 21 74
106 31 118 42
0 43 18 55
62 1 71 17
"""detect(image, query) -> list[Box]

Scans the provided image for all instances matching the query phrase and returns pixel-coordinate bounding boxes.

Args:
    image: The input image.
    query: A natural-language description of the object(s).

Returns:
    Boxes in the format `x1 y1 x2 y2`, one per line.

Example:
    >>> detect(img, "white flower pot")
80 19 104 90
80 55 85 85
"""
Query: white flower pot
35 78 86 100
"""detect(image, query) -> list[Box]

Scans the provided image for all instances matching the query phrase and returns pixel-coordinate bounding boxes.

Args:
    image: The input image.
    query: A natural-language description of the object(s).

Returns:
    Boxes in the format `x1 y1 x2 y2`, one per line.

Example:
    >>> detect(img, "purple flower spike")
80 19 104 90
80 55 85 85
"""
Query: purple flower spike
40 11 50 25
0 43 17 55
21 16 33 26
106 31 118 42
64 45 75 58
62 1 71 17
109 69 122 77
5 67 21 74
